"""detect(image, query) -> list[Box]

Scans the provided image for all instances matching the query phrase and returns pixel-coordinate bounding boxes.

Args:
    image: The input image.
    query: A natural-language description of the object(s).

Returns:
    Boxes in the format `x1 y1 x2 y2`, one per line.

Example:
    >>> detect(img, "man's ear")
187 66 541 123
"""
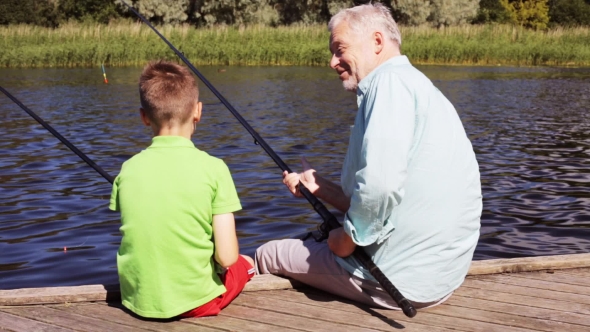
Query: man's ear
139 108 151 126
374 31 384 54
193 101 202 124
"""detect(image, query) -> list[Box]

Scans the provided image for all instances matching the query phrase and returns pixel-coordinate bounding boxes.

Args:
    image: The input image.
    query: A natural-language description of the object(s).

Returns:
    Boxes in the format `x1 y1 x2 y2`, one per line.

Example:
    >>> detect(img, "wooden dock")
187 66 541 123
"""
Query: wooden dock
1 253 590 331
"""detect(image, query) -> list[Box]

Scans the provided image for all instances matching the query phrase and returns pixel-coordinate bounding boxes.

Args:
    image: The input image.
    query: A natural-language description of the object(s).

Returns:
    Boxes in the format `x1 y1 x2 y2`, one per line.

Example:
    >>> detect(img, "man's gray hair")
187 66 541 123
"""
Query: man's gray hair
329 3 402 47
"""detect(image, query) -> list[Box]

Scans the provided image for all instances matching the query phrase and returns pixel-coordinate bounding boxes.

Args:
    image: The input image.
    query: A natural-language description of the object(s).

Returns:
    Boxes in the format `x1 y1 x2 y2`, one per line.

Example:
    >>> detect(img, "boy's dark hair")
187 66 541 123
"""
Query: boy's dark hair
139 61 199 127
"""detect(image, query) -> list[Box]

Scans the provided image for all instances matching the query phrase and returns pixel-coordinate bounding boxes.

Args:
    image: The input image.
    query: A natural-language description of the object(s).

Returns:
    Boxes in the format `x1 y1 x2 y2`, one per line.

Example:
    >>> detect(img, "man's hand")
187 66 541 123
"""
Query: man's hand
282 157 320 197
327 227 356 258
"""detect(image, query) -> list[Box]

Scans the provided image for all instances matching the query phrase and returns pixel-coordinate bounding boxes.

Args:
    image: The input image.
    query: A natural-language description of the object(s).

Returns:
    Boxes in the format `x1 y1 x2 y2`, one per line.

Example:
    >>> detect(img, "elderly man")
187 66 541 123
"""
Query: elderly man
255 3 482 310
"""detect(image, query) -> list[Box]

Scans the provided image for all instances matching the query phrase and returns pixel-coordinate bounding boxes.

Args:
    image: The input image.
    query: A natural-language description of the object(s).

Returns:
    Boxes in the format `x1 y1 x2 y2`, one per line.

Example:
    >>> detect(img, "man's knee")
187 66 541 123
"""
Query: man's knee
255 240 282 274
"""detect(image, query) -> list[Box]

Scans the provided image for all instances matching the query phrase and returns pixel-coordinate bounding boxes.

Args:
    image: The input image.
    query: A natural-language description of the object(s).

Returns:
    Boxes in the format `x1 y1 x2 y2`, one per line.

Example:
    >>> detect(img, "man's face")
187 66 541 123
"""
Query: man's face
329 22 368 92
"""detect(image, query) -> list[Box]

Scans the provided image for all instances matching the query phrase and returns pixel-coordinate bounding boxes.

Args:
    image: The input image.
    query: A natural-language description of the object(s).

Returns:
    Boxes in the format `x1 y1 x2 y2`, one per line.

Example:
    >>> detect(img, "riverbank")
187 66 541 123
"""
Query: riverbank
1 22 589 68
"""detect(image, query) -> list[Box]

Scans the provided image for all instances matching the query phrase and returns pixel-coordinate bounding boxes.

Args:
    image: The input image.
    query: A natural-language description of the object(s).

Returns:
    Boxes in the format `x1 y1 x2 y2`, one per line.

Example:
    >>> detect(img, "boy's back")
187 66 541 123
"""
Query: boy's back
111 136 241 318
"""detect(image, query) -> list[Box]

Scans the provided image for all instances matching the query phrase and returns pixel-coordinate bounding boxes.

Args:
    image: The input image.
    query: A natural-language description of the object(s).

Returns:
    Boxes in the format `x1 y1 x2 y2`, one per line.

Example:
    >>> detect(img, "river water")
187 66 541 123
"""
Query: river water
1 65 589 290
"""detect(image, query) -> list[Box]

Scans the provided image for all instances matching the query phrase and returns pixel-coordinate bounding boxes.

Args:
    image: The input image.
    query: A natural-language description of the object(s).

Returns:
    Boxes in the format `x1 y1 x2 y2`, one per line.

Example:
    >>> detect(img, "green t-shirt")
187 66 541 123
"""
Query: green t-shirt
109 136 242 318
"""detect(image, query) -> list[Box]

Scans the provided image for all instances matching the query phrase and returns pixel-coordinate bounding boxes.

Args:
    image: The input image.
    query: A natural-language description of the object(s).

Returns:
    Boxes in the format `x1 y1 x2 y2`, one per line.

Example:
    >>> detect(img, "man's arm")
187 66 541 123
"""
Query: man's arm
343 73 415 247
282 157 350 212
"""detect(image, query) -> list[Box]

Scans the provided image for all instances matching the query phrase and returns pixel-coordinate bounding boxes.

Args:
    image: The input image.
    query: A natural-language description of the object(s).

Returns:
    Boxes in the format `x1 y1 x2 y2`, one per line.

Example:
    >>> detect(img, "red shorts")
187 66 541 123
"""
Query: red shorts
180 256 255 318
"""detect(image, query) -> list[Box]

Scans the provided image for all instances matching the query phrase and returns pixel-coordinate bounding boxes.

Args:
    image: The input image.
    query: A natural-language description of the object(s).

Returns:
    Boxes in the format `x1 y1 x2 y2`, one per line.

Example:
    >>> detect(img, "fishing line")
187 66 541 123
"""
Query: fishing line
119 1 417 318
63 236 89 252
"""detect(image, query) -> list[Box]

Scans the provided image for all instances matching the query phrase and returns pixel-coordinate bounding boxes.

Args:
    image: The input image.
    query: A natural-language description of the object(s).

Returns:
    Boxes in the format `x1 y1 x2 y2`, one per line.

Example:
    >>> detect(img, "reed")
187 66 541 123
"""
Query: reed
1 22 589 68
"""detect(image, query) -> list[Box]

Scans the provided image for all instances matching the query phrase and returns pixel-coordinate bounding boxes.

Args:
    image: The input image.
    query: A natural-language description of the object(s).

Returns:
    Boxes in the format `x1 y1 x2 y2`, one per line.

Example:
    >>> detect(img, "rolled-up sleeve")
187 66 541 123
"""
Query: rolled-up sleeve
343 73 415 246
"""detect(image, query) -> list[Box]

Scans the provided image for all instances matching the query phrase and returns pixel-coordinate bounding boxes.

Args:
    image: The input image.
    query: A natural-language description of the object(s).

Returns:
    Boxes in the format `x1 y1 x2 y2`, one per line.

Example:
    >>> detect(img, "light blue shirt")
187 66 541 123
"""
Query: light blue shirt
336 55 482 302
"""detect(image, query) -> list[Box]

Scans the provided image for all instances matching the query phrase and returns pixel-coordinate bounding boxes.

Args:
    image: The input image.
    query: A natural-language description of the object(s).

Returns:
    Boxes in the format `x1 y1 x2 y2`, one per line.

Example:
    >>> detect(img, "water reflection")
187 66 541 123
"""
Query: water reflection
1 65 589 289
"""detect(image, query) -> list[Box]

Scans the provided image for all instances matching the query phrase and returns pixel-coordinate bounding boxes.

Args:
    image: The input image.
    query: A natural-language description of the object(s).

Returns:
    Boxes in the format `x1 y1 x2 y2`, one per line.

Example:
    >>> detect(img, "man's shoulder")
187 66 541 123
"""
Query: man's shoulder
375 60 430 84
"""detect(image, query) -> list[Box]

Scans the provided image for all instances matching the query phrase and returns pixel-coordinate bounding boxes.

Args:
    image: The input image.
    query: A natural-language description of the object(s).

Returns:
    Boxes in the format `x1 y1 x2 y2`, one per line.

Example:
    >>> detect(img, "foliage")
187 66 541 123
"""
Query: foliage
548 0 590 27
195 0 261 25
59 0 121 24
1 22 589 68
3 0 590 29
115 0 190 24
500 0 550 29
0 0 59 27
390 0 479 26
473 0 512 24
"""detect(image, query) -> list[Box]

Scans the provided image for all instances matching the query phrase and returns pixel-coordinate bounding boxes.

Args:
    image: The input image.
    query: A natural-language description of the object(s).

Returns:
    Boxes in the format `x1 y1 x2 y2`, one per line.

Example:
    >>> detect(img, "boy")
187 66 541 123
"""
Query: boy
110 61 255 319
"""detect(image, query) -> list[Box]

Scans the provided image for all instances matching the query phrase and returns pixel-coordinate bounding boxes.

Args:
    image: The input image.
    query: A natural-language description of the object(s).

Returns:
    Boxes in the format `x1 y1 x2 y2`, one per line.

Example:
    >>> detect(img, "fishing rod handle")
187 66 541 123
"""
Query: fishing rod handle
353 247 417 318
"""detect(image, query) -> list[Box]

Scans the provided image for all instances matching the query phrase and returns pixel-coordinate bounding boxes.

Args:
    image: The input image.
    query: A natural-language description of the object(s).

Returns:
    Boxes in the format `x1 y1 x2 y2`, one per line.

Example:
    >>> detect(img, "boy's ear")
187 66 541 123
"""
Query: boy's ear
139 108 151 126
194 101 202 124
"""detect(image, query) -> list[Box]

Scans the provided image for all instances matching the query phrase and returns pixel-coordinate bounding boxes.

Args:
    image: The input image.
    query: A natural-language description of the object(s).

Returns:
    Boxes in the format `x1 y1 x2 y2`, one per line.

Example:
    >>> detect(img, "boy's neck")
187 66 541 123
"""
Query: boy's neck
152 123 194 140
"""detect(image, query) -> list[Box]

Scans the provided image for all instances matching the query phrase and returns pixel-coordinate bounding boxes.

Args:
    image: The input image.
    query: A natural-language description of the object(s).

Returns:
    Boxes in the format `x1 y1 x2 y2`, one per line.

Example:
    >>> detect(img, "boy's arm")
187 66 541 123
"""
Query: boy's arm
212 213 239 268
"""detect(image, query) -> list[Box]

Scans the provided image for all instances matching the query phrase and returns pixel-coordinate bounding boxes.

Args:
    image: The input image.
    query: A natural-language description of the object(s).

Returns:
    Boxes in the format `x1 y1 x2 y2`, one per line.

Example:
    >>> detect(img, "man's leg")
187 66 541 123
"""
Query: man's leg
256 239 452 310
256 239 399 308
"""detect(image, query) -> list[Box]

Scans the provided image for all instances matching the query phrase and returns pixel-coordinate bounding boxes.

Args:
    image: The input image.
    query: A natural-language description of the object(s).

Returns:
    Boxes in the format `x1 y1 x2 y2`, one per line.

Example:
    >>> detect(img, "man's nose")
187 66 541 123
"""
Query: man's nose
329 53 339 69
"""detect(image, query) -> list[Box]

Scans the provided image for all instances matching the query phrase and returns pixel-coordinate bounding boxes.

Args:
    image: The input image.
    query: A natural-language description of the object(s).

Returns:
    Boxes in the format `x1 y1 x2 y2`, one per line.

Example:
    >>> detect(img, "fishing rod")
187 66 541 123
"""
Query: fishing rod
0 86 114 185
120 1 416 318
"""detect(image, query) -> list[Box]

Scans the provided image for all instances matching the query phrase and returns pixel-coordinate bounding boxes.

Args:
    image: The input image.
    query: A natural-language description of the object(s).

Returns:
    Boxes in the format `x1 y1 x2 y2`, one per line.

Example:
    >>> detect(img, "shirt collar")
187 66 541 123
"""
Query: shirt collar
148 136 195 148
357 55 410 96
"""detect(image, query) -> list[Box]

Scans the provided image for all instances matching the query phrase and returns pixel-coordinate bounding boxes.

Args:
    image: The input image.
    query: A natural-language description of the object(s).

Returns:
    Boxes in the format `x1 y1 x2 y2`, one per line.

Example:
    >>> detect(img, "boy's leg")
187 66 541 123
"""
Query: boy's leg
181 255 254 318
215 254 256 310
255 239 452 309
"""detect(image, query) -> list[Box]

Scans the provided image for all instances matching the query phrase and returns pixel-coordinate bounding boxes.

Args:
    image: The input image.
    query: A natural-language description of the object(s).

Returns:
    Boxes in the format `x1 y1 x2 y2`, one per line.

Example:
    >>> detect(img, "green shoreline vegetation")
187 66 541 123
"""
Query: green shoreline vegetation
1 22 589 68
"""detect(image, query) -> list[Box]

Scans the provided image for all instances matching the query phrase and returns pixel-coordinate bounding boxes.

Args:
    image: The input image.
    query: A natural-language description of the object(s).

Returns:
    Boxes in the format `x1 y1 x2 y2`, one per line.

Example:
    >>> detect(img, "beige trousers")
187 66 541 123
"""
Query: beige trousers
255 238 451 310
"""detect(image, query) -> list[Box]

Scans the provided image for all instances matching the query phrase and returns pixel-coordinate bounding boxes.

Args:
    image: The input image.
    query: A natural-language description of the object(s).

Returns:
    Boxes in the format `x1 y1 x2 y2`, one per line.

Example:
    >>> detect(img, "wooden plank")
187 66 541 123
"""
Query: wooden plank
0 274 296 306
553 268 590 278
243 274 301 292
468 253 590 275
183 311 301 332
93 302 286 332
252 289 531 332
234 292 451 332
455 284 590 315
2 306 147 332
462 278 590 305
222 304 380 332
430 302 582 332
508 270 590 287
50 302 221 332
0 284 120 306
471 273 590 297
0 310 74 332
448 294 590 329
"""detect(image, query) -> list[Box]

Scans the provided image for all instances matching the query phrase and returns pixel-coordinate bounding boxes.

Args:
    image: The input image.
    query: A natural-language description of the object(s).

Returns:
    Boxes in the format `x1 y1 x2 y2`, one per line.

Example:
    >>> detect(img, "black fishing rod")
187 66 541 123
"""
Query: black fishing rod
121 1 416 318
0 86 114 185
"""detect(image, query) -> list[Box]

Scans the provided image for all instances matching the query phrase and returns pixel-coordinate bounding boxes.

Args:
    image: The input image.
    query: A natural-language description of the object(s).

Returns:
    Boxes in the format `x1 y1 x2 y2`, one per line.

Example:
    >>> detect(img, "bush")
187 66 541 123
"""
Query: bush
501 0 550 29
473 0 511 24
549 0 590 27
0 0 59 27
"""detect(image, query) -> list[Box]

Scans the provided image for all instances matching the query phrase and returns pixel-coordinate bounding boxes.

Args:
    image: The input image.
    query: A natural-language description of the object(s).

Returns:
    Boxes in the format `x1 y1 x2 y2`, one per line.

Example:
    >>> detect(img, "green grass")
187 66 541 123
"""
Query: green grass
1 22 589 68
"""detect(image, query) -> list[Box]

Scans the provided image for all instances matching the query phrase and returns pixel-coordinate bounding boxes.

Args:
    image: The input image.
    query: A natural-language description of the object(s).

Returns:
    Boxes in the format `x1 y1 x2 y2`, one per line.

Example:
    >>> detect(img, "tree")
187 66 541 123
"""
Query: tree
0 0 59 27
548 0 590 26
473 0 511 24
500 0 549 29
115 0 190 24
194 0 265 25
429 0 480 27
389 0 479 26
59 0 121 24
